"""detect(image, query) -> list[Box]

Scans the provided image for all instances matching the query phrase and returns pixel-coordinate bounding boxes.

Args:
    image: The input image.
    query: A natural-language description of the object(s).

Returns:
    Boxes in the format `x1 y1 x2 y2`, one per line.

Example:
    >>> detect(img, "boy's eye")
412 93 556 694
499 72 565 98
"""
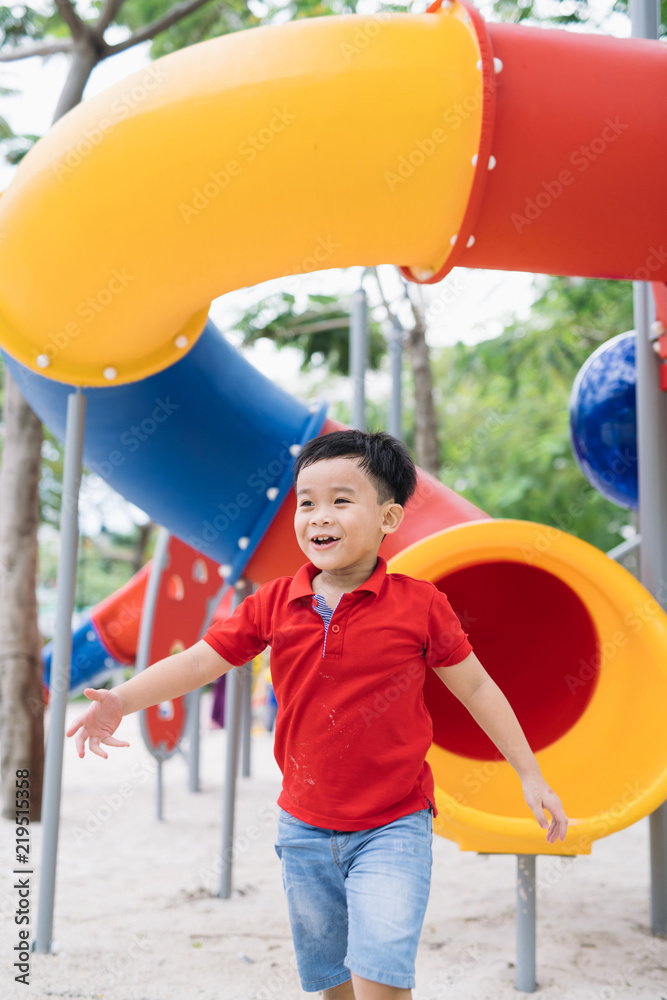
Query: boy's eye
334 498 350 504
299 500 314 507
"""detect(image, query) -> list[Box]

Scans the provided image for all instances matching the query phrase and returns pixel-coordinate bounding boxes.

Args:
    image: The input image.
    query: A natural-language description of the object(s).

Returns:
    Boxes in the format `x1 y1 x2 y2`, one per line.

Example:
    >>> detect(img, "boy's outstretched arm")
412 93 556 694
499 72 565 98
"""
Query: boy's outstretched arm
66 639 234 760
434 652 568 844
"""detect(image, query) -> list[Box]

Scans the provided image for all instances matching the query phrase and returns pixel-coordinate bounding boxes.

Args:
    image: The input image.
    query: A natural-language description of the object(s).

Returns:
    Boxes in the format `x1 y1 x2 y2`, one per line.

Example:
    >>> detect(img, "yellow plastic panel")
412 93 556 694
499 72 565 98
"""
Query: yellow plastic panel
389 520 667 855
0 7 483 385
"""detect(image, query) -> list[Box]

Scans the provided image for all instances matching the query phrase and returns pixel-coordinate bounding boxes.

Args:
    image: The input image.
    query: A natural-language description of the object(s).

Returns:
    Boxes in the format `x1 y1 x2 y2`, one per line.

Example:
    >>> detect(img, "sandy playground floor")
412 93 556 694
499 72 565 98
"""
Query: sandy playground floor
1 694 666 1000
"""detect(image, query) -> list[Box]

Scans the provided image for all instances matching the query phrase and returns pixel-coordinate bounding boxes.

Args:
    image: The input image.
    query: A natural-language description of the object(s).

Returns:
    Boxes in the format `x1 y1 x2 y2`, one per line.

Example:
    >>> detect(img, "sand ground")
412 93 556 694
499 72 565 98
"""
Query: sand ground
1 694 666 999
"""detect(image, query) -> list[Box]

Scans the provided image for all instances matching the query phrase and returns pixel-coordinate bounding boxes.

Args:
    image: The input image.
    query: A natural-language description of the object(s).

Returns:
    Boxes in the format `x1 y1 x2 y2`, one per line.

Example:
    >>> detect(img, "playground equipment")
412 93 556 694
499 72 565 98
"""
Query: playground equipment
390 520 667 854
570 332 638 509
1 0 667 986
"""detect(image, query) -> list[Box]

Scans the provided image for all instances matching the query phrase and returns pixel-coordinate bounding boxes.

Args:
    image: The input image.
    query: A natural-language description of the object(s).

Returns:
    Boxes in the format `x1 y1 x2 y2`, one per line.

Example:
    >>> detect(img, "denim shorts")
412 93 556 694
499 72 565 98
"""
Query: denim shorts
274 806 433 992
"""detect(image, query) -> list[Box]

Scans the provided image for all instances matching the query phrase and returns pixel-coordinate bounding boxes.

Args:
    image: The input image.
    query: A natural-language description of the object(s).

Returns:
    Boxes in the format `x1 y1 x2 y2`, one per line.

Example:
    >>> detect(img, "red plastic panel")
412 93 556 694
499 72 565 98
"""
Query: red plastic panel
142 536 224 754
426 561 599 759
462 23 667 281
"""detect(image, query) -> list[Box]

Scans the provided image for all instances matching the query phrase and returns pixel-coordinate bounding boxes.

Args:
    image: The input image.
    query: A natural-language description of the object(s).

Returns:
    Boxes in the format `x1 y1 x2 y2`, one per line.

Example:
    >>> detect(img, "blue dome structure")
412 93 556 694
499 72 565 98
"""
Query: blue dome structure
569 331 638 509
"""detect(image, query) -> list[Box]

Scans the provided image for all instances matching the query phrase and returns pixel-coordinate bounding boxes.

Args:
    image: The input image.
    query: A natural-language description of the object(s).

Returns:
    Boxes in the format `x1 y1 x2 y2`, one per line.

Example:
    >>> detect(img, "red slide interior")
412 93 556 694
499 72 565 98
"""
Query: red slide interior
425 562 599 760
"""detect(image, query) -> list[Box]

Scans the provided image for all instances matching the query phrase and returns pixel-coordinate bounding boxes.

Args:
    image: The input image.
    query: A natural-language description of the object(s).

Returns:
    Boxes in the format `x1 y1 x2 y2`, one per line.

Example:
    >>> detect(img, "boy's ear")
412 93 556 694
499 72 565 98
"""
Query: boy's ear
381 502 404 536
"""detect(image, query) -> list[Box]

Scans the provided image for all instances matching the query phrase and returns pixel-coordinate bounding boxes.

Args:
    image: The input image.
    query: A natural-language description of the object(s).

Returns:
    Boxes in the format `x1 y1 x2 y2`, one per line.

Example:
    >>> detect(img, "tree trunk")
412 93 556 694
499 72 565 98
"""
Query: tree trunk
132 520 154 574
405 289 440 476
0 0 221 826
52 43 100 122
0 370 45 819
0 40 104 821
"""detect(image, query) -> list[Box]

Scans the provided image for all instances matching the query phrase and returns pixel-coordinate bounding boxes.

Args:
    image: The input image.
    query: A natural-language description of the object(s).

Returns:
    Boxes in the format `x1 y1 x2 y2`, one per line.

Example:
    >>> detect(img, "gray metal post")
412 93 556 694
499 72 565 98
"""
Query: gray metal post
516 855 537 992
185 686 202 793
219 581 248 899
135 527 170 675
388 314 403 441
156 758 164 821
630 0 667 940
134 527 177 818
350 286 368 430
34 389 86 954
241 661 252 778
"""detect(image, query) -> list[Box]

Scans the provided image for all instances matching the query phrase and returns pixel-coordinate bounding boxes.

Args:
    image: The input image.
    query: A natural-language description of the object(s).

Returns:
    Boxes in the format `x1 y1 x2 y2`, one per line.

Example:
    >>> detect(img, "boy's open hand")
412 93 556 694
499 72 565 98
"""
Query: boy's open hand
66 688 129 759
521 774 568 844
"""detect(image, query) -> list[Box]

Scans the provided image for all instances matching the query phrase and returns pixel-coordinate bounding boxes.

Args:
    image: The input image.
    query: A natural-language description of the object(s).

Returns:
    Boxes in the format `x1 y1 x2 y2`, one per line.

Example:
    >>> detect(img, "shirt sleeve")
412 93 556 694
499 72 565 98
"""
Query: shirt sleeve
202 588 269 666
424 587 473 668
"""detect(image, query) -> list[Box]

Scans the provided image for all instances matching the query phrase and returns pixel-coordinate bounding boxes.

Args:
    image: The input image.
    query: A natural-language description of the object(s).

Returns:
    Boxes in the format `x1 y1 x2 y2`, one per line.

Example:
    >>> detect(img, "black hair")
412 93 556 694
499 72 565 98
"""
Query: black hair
292 430 418 508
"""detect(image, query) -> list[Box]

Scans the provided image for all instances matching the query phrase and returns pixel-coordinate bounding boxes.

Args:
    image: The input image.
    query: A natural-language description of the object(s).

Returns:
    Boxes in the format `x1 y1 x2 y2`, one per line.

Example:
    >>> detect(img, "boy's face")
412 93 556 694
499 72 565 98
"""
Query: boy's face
294 456 404 576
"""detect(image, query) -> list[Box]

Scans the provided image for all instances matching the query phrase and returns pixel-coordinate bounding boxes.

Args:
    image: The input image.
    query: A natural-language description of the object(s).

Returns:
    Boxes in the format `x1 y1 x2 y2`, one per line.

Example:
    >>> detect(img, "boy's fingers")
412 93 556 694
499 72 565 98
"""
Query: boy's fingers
83 687 105 702
102 736 130 748
74 730 88 758
89 738 109 760
66 718 82 738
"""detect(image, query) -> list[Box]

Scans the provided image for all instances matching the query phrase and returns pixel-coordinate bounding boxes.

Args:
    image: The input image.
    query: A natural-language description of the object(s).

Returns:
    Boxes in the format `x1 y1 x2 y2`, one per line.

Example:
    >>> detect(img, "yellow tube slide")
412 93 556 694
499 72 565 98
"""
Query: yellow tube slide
390 521 667 854
0 7 486 386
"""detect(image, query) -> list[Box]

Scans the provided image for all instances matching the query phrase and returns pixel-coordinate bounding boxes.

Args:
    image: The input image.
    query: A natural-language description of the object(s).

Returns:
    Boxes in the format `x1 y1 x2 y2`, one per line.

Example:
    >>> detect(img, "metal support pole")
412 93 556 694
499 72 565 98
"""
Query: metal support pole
388 315 403 441
134 527 176 817
516 855 537 992
34 389 86 954
219 581 248 899
635 280 667 935
630 0 667 939
186 686 202 793
241 661 252 778
350 285 368 430
156 758 164 821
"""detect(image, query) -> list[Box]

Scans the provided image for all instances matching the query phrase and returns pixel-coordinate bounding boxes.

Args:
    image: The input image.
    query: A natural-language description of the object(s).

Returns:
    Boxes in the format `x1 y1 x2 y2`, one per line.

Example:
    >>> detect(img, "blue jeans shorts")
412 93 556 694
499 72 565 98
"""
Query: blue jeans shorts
274 806 433 992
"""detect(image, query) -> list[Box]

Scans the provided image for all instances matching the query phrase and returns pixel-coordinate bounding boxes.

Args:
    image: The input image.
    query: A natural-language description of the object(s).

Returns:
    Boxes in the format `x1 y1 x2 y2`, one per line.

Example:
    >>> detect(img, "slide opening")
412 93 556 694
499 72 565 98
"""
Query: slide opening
425 560 599 760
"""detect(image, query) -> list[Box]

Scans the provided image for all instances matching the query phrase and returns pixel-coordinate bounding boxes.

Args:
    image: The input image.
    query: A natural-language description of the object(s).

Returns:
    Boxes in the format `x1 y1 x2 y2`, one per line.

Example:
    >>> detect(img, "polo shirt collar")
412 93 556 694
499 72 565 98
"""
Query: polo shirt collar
288 555 388 604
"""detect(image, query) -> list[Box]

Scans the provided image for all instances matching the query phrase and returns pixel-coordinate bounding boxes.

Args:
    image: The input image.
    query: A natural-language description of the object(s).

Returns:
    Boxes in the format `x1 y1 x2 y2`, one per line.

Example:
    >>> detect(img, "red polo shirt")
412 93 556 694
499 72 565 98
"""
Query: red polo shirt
203 556 472 830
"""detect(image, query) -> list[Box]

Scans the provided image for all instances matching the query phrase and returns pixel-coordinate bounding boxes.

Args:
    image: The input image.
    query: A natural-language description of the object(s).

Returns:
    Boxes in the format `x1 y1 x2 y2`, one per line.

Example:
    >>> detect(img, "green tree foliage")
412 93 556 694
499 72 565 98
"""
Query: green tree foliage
432 276 635 552
493 0 666 36
236 291 386 375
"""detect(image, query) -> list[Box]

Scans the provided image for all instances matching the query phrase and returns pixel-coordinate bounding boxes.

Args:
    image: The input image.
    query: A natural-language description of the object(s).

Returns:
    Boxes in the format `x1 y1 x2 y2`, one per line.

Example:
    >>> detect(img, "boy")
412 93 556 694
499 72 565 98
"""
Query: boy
68 430 568 1000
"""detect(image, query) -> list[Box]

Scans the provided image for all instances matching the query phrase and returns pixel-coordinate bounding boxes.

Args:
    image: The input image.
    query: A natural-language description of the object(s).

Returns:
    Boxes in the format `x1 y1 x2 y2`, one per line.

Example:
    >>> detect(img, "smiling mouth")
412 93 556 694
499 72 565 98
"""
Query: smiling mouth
311 535 340 548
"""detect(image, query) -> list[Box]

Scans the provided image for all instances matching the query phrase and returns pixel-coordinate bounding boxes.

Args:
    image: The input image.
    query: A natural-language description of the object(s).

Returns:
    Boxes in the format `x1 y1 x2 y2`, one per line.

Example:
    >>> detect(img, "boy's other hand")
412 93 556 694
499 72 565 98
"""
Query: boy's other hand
521 775 568 844
66 688 129 759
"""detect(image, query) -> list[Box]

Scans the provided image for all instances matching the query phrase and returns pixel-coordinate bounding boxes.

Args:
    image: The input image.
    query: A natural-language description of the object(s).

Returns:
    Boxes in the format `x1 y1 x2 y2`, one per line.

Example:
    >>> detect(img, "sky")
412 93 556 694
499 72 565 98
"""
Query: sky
1 0 633 536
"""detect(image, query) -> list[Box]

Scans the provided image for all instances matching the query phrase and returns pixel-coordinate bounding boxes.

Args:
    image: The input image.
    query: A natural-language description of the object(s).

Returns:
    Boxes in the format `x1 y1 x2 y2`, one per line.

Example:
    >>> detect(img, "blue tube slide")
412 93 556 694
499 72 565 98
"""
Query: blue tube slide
42 620 121 697
2 318 327 584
